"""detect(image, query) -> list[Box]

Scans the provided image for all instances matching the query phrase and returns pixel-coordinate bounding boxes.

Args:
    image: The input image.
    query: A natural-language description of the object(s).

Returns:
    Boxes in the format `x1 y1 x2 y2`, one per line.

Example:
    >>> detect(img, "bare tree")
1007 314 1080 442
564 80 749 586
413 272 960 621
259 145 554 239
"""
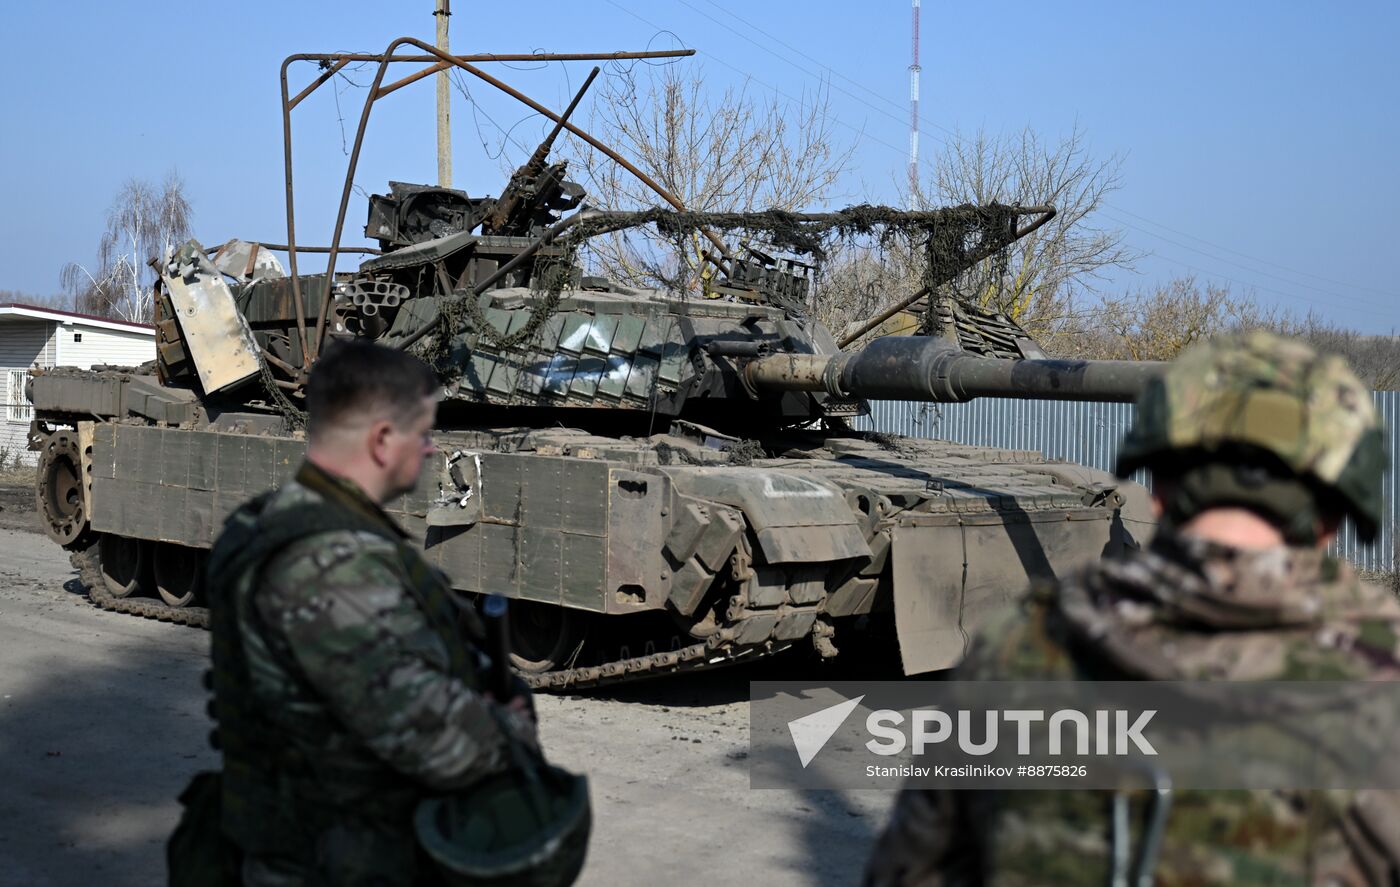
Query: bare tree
561 64 854 294
61 174 192 322
816 125 1137 349
1071 277 1269 360
921 126 1137 341
813 242 923 339
0 289 76 311
1280 315 1400 391
1063 277 1399 390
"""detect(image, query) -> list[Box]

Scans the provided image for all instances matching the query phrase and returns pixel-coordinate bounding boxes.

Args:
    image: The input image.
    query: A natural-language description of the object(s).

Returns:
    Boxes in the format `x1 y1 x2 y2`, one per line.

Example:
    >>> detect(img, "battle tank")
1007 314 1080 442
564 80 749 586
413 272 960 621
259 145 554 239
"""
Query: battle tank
29 39 1161 688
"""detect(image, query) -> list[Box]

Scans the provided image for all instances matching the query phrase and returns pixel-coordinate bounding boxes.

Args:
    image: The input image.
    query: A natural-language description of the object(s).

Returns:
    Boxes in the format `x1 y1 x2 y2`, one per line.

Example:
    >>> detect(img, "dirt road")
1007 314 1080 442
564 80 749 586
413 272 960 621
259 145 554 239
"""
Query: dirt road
0 476 37 534
0 487 892 886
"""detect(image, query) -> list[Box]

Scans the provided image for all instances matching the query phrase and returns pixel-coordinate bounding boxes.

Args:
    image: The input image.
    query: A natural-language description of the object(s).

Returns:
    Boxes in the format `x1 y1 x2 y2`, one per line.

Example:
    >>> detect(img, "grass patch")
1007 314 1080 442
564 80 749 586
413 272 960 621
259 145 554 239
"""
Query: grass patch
0 445 35 484
0 468 33 485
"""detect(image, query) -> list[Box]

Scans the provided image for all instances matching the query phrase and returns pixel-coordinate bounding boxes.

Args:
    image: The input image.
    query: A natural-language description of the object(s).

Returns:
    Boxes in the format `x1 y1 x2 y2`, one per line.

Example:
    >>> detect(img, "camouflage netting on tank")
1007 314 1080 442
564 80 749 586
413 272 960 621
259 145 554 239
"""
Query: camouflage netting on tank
915 210 1015 337
652 438 766 466
863 430 902 453
652 442 705 466
258 354 307 429
418 256 573 374
573 203 1019 264
721 439 766 465
461 258 571 351
415 203 1022 373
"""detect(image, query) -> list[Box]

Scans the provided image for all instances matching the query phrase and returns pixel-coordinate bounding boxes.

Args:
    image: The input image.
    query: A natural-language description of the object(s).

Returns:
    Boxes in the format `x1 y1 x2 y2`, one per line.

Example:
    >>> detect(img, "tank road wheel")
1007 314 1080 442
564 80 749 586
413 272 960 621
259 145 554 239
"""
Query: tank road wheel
508 601 584 674
153 543 206 608
98 534 150 598
36 430 94 550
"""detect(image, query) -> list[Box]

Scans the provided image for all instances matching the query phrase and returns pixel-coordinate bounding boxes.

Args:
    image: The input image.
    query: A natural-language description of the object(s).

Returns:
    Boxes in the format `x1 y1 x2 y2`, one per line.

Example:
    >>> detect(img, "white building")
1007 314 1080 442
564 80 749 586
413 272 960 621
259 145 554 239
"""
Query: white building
1 304 155 466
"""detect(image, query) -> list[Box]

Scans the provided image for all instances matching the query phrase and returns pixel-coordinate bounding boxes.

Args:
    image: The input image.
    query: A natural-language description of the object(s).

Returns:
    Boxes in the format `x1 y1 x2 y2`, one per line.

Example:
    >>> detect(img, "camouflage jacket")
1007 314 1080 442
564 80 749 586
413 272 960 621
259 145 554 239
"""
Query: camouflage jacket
865 533 1400 887
208 461 534 886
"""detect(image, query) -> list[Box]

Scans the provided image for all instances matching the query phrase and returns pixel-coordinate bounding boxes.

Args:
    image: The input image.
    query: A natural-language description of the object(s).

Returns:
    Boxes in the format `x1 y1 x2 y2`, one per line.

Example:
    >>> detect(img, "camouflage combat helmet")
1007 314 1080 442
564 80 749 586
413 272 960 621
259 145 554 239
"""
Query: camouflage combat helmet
414 755 590 887
1117 330 1387 542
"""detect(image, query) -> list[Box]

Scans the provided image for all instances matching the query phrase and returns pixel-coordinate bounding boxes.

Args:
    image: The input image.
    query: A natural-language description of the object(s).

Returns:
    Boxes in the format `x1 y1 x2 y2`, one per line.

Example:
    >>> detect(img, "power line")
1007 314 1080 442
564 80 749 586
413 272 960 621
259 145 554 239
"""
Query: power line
603 0 920 167
602 0 1396 320
1126 250 1353 312
1099 211 1395 311
692 0 1393 304
449 70 534 160
1103 201 1395 299
666 0 954 160
694 0 959 141
1119 243 1389 314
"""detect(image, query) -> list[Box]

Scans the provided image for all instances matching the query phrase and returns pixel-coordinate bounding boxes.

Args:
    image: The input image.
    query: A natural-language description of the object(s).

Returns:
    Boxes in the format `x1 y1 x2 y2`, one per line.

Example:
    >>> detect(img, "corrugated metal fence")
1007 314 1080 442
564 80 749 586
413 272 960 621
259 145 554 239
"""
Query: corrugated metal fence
861 391 1400 573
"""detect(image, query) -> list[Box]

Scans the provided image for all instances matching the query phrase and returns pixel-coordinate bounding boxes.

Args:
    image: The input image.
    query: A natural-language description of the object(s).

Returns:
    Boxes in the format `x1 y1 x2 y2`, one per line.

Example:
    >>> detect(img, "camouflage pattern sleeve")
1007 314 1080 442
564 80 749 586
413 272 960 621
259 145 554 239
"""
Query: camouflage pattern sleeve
253 530 518 791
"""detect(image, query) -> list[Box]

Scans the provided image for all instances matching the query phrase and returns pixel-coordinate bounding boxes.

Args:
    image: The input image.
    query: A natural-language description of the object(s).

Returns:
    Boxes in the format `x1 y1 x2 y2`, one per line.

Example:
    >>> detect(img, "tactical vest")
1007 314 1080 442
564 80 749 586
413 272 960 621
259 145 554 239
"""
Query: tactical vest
206 487 485 861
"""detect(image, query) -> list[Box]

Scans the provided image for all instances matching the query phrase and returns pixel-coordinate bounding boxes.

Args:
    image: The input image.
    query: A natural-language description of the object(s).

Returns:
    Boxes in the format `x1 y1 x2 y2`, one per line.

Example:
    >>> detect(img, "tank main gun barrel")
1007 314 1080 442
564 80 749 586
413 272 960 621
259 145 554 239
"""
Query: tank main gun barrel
744 337 1163 404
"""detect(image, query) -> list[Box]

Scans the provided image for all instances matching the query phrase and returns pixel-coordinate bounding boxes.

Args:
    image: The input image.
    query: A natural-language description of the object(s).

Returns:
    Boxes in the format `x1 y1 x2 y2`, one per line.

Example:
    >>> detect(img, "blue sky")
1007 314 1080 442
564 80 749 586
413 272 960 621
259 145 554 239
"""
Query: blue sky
1 1 1395 331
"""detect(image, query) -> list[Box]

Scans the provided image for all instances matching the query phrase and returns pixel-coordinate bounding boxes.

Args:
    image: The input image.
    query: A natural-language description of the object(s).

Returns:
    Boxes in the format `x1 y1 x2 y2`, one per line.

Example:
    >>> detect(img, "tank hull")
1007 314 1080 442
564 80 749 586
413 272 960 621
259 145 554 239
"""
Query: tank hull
34 372 1152 687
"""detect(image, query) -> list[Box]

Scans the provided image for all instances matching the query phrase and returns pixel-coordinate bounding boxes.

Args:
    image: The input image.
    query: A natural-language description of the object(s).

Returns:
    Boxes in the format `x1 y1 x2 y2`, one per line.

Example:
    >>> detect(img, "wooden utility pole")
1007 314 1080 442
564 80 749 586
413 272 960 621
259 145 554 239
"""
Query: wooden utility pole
434 0 452 188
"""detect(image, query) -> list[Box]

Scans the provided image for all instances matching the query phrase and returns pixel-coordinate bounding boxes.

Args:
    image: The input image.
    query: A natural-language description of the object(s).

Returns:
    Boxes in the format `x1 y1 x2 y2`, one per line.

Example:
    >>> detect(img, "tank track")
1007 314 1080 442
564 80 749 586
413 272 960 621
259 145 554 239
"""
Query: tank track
523 639 792 691
69 548 788 689
72 549 212 628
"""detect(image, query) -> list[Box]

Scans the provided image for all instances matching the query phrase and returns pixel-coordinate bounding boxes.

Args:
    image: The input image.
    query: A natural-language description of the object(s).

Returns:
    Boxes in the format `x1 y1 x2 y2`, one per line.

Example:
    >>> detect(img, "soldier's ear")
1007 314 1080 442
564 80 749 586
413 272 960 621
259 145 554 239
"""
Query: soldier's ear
366 418 395 467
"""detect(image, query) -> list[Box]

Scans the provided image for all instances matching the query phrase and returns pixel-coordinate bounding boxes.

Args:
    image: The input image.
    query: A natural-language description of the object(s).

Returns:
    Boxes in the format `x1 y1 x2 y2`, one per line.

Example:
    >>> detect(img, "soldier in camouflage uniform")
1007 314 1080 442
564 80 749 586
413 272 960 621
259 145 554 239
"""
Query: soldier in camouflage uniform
864 331 1400 886
200 342 539 886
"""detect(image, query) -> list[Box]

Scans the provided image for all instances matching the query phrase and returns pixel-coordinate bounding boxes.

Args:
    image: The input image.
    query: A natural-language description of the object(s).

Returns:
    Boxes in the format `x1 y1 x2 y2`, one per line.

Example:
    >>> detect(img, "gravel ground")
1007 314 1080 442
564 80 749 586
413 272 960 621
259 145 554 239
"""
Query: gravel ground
0 475 38 534
0 484 893 886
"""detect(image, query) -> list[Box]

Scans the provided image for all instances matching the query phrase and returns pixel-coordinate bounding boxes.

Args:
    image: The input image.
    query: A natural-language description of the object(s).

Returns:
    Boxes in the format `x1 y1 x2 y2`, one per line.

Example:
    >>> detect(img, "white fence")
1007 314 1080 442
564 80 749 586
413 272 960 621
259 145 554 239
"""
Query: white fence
861 392 1400 573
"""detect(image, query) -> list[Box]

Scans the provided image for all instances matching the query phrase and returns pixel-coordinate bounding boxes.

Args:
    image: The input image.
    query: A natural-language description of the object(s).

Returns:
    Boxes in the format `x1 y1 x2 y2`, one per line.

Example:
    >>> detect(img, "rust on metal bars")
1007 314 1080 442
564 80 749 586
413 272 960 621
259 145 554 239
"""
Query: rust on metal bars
249 243 381 255
261 351 301 377
289 59 350 110
279 58 311 368
278 39 699 361
449 54 735 273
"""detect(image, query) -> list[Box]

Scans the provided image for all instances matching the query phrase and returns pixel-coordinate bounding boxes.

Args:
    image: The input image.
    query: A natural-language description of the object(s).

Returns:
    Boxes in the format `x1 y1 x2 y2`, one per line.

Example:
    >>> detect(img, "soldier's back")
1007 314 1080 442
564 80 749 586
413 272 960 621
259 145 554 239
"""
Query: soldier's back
865 533 1400 887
